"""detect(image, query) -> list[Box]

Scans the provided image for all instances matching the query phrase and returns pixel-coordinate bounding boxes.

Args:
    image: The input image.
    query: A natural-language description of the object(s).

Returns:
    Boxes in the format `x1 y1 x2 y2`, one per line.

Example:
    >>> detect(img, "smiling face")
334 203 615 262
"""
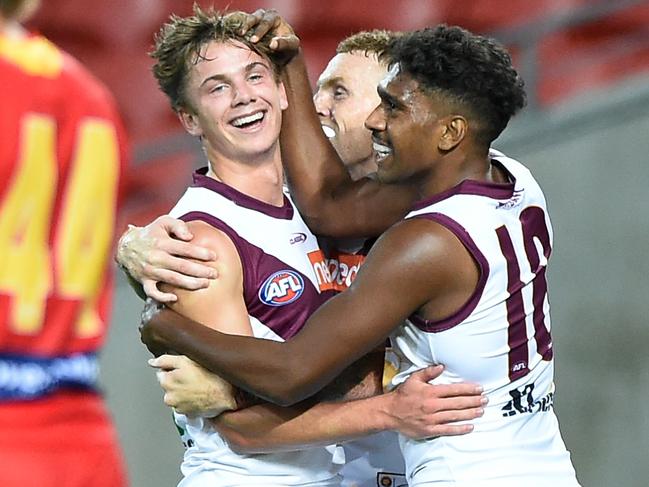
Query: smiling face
178 40 288 165
313 52 387 173
365 64 452 184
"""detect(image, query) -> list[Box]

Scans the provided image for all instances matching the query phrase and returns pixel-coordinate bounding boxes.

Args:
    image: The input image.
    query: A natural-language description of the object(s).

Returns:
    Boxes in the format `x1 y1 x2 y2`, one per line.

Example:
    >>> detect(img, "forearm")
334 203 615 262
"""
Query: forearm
280 53 415 237
143 308 334 405
143 302 389 406
142 272 409 406
313 347 384 402
213 394 394 454
280 51 353 226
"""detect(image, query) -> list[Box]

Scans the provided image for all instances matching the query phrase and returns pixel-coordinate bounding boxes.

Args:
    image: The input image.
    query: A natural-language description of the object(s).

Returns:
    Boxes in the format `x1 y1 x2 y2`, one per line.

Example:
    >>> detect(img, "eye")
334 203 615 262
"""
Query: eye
248 72 265 83
383 98 398 112
333 86 348 100
209 83 228 94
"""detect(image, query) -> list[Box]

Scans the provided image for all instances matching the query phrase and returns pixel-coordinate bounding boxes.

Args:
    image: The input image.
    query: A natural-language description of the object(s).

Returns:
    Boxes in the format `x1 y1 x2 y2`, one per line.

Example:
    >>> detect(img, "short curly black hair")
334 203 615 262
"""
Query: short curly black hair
384 25 526 145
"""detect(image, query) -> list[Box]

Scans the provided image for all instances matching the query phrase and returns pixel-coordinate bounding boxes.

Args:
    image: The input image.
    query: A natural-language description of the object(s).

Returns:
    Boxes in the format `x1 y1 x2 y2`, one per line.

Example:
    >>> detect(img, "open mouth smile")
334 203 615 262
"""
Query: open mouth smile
372 140 392 162
321 124 336 138
230 110 266 131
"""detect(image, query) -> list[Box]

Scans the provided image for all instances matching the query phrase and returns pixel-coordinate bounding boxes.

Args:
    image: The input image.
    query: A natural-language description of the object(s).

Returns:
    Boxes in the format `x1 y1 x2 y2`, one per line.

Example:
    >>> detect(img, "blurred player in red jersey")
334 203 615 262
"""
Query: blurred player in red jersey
0 0 129 485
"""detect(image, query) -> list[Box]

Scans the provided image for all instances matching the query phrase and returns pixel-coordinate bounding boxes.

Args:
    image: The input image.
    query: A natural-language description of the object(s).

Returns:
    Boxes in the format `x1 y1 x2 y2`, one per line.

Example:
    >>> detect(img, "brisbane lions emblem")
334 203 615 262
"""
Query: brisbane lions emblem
259 270 304 306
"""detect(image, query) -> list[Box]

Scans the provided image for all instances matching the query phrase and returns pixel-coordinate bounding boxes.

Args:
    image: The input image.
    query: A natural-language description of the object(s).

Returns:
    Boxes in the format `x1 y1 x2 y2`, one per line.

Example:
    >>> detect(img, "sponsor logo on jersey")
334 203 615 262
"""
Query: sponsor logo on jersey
308 249 334 292
501 382 554 417
258 270 304 306
289 232 307 245
307 250 366 292
496 189 524 209
327 252 365 291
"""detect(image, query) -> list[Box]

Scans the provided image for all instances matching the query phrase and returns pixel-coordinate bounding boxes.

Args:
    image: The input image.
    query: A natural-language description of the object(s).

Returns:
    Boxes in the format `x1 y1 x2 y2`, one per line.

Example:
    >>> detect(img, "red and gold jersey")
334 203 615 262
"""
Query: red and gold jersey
0 31 128 389
0 31 129 487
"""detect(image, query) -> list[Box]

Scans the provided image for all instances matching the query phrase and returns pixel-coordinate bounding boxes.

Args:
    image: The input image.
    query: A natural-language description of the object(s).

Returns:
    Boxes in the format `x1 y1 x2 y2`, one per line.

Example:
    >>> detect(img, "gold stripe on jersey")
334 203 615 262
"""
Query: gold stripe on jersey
0 35 63 78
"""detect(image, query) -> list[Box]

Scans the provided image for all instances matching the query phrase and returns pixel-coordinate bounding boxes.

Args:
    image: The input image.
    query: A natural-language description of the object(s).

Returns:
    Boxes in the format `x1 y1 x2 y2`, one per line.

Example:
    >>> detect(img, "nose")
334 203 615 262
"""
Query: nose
232 82 256 106
313 90 331 118
364 103 385 132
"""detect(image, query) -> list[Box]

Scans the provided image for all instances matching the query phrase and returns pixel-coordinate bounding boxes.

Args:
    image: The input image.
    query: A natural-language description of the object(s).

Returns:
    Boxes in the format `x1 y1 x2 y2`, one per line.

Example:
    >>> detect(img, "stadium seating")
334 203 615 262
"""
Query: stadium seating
27 0 649 226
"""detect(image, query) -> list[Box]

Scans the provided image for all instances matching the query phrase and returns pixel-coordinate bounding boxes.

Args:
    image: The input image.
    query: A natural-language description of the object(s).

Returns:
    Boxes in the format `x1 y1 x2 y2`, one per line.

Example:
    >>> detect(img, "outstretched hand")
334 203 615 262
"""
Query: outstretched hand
387 365 487 439
233 9 300 66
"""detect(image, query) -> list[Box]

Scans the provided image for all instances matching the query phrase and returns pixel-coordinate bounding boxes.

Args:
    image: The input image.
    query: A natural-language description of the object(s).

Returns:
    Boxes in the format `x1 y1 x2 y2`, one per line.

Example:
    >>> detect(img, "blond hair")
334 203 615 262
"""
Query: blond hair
336 29 400 59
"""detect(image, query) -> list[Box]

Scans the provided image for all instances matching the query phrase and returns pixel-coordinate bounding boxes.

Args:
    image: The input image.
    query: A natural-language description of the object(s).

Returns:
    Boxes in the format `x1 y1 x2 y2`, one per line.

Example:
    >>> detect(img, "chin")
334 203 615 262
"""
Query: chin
375 169 390 184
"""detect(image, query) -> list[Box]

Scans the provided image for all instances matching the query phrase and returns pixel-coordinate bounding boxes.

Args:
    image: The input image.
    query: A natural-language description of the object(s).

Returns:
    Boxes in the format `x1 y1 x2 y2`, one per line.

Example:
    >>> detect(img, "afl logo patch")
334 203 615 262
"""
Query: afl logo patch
259 270 304 306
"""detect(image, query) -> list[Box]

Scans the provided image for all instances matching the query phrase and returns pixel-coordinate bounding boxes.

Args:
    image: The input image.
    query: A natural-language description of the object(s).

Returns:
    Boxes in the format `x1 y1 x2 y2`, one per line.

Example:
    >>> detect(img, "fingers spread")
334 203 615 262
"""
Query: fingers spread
270 36 300 52
423 394 488 414
163 240 216 263
155 266 213 290
163 217 193 241
430 382 484 398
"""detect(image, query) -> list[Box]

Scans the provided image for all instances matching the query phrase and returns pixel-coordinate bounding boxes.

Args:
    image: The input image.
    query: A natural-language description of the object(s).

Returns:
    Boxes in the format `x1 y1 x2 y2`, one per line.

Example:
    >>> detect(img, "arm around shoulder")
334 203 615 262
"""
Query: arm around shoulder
279 52 415 238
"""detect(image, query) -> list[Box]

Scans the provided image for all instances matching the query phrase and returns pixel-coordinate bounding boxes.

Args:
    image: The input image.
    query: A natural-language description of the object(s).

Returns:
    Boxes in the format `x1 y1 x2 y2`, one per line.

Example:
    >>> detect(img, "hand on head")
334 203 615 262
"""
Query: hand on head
231 8 300 67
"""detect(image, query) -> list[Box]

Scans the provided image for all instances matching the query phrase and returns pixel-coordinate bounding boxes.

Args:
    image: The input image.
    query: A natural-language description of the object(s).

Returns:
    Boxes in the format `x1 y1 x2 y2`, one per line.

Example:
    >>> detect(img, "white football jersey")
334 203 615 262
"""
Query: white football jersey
322 240 406 487
390 151 580 486
340 432 406 487
169 169 342 486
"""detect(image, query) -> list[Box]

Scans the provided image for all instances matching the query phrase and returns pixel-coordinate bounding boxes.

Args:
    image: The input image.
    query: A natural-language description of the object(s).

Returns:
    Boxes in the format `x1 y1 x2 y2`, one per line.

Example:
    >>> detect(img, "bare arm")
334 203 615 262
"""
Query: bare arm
152 344 386 417
159 221 252 336
146 231 484 450
151 352 483 454
239 9 415 238
144 220 254 413
141 218 478 405
279 51 415 238
213 365 484 454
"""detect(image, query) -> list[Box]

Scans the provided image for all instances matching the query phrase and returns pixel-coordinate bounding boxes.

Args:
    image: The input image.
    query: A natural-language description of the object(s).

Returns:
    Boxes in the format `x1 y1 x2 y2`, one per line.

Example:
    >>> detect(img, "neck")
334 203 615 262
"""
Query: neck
205 144 285 206
415 146 496 200
347 155 378 181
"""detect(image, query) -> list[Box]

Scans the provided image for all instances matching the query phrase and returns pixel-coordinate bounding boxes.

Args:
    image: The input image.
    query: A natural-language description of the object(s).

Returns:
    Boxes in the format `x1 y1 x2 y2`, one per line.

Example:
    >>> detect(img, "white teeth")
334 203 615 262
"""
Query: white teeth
372 142 391 155
232 112 264 127
321 125 335 138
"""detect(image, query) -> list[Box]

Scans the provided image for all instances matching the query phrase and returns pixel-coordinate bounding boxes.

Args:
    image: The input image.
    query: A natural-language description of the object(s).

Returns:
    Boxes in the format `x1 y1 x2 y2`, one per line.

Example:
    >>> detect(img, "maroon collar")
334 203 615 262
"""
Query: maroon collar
192 167 294 220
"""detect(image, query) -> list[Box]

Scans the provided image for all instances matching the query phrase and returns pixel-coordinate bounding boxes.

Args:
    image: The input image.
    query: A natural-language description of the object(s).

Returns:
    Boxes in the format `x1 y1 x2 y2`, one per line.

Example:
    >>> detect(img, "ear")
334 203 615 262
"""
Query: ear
277 81 289 111
438 115 467 151
177 108 203 137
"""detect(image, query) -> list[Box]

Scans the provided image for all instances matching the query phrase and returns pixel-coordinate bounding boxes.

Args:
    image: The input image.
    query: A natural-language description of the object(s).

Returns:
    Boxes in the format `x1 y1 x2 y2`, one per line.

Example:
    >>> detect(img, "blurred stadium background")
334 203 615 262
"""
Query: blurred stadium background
27 1 649 485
